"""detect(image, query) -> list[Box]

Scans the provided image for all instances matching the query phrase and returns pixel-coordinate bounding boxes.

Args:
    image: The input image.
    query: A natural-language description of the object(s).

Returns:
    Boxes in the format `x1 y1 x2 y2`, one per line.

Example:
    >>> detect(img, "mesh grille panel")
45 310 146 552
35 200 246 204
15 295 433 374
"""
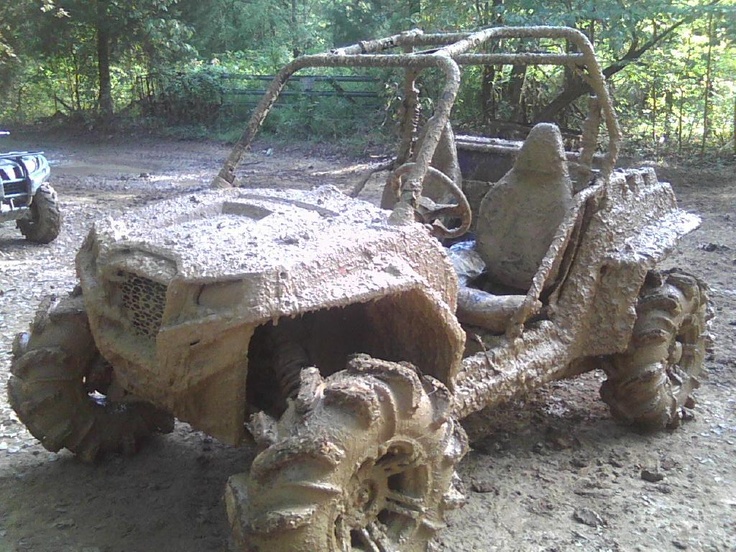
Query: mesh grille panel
119 272 167 339
3 181 27 198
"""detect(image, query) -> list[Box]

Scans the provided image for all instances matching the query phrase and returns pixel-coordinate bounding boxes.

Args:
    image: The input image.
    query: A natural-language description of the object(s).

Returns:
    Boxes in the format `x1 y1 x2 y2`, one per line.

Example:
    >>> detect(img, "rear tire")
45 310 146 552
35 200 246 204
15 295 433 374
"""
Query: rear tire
600 269 712 430
8 291 174 462
226 355 468 551
17 182 61 244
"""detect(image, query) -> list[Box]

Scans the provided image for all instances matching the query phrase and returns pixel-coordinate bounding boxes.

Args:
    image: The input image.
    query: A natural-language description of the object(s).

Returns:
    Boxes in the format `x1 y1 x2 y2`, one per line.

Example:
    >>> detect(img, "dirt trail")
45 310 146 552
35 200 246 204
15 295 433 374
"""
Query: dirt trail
1 133 734 551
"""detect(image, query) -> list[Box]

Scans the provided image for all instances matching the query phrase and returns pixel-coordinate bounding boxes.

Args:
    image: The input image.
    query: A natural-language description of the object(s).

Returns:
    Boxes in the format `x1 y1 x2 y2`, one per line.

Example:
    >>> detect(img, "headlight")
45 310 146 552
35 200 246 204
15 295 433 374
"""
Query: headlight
21 155 38 174
197 281 244 310
21 154 50 185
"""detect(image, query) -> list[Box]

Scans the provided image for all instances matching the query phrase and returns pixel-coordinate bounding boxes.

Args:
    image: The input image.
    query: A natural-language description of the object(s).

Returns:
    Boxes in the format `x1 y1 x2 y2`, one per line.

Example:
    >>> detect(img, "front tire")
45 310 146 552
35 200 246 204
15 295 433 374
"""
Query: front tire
17 182 62 244
600 269 712 430
227 355 468 551
7 291 174 462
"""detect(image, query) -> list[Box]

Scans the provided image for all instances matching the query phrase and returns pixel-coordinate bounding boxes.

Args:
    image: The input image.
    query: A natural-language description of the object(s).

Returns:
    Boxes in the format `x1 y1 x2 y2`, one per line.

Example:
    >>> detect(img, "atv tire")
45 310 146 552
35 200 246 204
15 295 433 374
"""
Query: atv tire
226 355 468 551
600 269 711 430
17 182 61 244
8 291 174 462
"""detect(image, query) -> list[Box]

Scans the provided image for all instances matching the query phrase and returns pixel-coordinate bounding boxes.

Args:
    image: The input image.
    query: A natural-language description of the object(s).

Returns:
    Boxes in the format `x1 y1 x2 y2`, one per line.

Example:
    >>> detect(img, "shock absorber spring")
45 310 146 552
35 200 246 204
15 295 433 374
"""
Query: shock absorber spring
269 321 310 401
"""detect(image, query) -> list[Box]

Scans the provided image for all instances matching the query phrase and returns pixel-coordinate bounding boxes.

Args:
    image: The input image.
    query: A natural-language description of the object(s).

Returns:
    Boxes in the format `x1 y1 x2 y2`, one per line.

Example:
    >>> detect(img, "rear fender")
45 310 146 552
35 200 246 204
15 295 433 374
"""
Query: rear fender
577 196 700 357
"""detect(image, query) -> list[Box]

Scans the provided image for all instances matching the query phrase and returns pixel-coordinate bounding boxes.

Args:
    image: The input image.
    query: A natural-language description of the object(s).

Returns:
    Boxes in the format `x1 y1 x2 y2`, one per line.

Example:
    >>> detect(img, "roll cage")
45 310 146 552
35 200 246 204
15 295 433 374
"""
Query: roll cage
212 26 621 230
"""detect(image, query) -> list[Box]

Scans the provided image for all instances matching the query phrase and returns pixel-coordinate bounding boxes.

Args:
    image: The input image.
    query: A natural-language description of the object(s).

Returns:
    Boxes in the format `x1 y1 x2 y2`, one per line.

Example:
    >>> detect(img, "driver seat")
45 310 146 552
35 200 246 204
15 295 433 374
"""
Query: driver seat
475 123 574 291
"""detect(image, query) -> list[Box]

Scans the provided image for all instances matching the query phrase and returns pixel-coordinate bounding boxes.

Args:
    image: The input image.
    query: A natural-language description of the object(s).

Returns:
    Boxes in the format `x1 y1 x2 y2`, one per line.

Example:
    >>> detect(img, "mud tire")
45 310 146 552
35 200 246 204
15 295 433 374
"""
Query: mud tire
7 291 174 462
227 355 468 551
600 269 712 430
17 183 62 244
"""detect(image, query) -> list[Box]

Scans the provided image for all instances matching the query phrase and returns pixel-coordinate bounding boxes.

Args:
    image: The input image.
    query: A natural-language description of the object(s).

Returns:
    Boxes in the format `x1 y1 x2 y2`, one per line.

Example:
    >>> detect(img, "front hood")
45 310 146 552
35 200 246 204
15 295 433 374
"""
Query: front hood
93 186 396 279
80 185 459 323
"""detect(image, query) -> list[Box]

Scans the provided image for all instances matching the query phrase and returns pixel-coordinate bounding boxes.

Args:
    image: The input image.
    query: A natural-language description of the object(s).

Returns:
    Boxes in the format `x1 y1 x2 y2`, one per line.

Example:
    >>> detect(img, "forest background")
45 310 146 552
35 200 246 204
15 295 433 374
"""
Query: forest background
0 0 734 162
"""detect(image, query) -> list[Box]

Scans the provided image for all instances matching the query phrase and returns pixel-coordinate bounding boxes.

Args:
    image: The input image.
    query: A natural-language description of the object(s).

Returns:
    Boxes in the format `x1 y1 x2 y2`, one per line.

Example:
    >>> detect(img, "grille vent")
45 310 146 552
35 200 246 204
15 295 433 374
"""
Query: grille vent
118 272 168 339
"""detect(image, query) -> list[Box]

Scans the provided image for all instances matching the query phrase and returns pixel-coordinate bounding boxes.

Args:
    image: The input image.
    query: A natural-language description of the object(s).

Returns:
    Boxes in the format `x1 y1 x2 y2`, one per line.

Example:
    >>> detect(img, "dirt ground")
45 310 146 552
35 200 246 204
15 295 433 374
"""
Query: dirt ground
0 131 734 552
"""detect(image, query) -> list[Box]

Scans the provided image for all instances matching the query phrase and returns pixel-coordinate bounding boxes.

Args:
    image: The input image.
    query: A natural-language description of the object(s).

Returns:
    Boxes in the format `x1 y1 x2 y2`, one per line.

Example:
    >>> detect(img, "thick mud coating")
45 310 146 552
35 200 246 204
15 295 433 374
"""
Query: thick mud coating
476 123 573 290
1 132 735 551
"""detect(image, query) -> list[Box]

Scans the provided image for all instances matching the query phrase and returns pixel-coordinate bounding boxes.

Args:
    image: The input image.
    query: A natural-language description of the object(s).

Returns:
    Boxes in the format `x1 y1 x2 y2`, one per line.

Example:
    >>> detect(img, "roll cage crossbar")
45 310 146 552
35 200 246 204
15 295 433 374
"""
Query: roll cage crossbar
212 26 621 215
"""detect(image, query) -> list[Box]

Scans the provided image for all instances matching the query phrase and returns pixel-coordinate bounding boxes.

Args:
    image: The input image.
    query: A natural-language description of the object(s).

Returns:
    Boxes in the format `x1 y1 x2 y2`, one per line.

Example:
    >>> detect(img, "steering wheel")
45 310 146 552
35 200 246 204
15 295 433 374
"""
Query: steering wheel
393 162 472 239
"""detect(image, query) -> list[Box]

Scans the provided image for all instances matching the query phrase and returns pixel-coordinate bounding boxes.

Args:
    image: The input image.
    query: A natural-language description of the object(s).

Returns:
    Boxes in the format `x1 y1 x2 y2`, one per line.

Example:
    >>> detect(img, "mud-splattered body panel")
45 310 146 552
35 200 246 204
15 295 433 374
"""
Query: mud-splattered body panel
77 186 465 444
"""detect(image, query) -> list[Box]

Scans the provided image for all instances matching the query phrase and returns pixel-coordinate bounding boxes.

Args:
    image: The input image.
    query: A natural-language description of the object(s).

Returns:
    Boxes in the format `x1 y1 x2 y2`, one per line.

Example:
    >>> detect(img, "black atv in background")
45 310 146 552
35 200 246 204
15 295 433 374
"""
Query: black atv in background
0 131 61 244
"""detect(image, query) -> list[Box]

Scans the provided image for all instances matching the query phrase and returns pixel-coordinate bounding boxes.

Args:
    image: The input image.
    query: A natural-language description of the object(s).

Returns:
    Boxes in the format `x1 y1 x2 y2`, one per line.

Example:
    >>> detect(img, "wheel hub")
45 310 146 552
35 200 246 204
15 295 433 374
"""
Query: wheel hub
336 440 429 550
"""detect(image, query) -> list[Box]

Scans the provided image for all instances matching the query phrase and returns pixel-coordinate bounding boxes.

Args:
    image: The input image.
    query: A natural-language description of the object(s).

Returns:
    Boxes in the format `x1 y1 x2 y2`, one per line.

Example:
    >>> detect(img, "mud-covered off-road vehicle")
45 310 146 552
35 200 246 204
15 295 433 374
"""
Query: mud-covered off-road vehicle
9 27 711 551
0 131 61 243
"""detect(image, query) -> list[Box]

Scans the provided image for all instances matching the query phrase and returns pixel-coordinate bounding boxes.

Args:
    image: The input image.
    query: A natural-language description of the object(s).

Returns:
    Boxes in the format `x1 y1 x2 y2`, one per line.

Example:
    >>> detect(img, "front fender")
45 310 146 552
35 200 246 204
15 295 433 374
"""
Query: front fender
24 153 51 194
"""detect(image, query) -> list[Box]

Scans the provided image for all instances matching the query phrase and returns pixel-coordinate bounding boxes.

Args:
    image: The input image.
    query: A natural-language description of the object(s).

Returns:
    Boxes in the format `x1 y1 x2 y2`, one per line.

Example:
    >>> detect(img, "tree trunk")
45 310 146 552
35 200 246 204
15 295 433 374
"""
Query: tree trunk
507 64 527 123
700 13 714 158
290 0 300 58
677 88 684 155
664 89 674 155
479 0 503 127
480 65 496 126
96 0 114 119
69 44 81 112
651 79 658 147
533 79 589 123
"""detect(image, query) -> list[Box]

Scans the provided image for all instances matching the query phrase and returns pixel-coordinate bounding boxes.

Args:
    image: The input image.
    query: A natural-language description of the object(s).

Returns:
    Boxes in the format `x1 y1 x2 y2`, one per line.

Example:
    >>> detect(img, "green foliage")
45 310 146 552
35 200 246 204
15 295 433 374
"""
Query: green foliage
154 68 224 125
0 0 195 122
327 1 419 46
0 0 733 161
610 3 736 158
178 0 333 59
411 0 735 160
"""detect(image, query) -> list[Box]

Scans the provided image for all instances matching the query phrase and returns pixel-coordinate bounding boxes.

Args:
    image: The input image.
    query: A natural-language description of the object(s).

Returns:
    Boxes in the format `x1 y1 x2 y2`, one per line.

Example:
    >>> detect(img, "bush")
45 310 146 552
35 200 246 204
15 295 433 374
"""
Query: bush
154 69 224 125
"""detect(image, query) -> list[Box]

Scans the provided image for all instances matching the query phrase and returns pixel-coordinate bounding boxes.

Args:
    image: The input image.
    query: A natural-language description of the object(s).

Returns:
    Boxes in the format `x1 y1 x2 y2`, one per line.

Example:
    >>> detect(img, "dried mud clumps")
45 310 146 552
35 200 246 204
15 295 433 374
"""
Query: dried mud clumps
476 123 573 290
